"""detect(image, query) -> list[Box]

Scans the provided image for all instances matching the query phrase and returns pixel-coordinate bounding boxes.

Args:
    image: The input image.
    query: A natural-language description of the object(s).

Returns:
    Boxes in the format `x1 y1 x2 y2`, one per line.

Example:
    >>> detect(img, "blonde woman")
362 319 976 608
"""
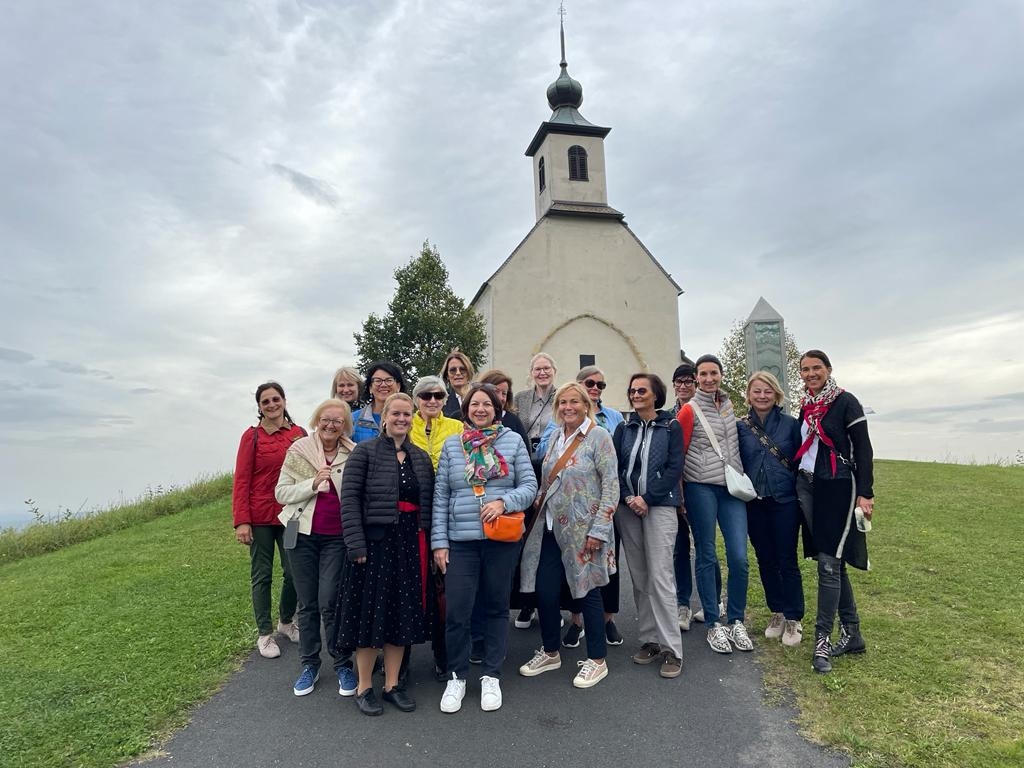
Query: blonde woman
330 366 364 412
440 349 476 419
275 399 357 697
512 352 558 459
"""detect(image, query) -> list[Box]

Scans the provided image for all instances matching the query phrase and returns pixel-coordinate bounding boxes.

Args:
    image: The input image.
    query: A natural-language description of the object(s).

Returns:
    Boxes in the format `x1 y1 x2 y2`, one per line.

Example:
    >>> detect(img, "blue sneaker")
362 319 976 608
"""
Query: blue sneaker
293 666 319 696
337 667 357 697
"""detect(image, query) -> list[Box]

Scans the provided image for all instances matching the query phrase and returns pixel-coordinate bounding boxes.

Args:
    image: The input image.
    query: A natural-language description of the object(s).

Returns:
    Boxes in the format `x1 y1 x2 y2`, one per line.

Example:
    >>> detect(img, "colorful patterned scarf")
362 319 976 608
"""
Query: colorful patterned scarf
462 425 509 486
794 376 844 476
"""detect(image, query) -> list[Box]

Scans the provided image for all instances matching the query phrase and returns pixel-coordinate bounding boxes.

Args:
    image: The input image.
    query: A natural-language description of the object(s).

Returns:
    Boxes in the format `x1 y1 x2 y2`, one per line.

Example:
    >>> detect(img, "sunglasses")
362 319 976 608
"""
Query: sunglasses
447 366 467 375
627 387 649 397
418 391 446 401
583 379 607 391
259 395 283 406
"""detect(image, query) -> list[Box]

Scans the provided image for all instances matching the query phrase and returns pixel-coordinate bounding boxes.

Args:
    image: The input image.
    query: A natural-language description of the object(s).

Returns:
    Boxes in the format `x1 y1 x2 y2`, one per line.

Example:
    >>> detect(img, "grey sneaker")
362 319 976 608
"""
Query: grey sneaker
632 642 662 664
781 620 803 647
677 605 692 631
277 620 300 644
519 649 561 677
765 612 785 639
659 652 683 678
440 674 467 713
707 623 732 654
729 621 754 651
257 634 281 659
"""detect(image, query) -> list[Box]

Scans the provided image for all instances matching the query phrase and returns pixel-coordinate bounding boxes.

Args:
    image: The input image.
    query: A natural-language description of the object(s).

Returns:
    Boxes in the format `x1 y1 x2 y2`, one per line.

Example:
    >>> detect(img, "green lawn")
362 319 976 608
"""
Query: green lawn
0 460 1020 767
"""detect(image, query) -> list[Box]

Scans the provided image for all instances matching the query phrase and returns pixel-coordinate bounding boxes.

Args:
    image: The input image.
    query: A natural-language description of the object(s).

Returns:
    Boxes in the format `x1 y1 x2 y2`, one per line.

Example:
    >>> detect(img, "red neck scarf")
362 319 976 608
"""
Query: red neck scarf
793 377 844 476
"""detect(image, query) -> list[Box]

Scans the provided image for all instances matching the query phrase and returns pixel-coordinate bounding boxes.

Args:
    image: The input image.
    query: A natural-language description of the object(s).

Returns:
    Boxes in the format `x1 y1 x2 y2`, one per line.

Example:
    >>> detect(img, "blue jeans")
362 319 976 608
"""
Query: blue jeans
445 539 520 679
746 497 804 621
674 512 722 607
536 529 606 660
685 482 749 626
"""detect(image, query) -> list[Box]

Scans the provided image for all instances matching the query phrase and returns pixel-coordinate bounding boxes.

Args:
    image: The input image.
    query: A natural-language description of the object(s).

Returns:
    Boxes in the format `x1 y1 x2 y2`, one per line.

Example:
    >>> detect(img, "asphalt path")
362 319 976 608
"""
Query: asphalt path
137 563 849 768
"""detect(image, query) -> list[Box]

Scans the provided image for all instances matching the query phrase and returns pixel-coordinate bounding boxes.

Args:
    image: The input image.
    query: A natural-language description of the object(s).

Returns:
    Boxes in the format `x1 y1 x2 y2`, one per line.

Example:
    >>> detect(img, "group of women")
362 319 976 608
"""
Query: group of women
231 348 875 719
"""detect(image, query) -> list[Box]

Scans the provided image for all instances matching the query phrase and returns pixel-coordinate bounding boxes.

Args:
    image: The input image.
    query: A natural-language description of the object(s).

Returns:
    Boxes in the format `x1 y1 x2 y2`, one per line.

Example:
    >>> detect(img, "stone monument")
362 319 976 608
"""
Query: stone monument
744 297 787 395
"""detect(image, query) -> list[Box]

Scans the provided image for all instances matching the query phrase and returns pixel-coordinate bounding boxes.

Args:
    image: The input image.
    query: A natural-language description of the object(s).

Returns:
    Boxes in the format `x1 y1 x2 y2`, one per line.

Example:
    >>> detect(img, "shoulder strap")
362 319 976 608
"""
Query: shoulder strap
689 401 724 460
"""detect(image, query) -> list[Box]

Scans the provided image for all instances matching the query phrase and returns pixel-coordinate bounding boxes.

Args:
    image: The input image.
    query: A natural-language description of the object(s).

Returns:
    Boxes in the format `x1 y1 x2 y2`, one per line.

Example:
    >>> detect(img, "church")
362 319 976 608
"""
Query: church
470 27 684 410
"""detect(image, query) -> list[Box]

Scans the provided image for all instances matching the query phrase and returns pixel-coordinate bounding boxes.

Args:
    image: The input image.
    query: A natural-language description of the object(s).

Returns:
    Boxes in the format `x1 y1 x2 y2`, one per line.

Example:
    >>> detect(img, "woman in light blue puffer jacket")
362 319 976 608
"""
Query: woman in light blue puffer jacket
431 383 537 714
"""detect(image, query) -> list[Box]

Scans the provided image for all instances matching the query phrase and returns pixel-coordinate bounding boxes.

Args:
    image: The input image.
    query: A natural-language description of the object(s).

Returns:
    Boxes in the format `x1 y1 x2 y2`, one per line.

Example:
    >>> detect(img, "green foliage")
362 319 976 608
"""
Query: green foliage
717 318 802 415
354 240 487 382
0 475 233 565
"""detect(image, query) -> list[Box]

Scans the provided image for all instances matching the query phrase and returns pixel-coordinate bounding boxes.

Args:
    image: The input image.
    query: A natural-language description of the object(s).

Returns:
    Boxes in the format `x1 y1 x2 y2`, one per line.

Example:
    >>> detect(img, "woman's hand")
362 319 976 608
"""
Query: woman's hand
355 556 367 565
856 496 874 520
582 536 602 560
626 495 648 517
434 548 449 574
480 499 506 523
312 465 332 489
235 524 253 545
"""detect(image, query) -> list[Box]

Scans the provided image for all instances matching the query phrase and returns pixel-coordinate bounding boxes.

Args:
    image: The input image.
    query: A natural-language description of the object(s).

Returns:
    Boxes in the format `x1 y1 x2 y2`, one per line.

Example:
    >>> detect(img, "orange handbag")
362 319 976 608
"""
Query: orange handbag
483 510 526 542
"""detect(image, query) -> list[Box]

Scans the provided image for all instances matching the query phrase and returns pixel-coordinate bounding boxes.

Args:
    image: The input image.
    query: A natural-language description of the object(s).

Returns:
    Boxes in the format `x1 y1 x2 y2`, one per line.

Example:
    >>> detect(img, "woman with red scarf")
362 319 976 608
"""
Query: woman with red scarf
794 350 875 674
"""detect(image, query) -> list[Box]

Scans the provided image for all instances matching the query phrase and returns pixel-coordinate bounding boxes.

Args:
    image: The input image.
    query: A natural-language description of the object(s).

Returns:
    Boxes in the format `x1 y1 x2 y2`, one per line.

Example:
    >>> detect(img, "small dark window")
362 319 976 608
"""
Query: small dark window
579 354 595 368
538 157 546 193
568 145 588 181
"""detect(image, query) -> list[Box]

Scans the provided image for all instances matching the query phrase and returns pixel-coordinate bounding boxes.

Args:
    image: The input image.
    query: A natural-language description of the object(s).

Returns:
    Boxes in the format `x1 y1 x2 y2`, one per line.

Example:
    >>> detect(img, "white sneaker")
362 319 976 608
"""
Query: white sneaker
277 620 300 644
729 620 754 651
480 675 502 711
765 612 785 640
572 659 608 689
693 607 706 623
782 620 804 647
707 623 732 654
519 648 561 677
257 634 281 659
677 605 692 631
439 674 467 713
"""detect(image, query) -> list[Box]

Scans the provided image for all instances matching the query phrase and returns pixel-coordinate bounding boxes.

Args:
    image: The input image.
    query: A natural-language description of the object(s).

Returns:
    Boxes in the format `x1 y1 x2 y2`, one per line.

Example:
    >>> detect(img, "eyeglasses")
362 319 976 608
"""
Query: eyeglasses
259 395 282 406
673 378 695 387
447 366 467 375
583 379 607 391
371 377 396 387
532 366 553 374
418 391 446 401
319 418 345 428
627 387 649 397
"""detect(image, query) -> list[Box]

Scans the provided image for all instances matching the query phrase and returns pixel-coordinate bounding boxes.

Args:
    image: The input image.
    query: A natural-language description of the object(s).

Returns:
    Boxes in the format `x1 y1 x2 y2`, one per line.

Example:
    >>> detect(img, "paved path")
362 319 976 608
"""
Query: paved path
137 567 849 768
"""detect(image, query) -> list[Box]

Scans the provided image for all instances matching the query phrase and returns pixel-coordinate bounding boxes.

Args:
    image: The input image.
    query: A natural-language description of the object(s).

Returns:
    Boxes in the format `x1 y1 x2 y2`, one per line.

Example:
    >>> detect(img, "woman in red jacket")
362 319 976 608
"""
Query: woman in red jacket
232 381 307 659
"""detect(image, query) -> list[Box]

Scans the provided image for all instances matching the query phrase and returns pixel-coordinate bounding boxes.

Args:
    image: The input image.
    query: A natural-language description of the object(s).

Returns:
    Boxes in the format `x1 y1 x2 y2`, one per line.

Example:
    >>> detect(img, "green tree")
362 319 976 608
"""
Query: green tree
717 319 803 416
354 240 487 382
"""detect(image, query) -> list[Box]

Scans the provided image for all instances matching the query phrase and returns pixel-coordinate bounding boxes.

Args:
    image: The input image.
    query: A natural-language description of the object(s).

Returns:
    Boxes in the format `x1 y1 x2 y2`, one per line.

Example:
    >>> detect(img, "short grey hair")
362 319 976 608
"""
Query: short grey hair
412 375 449 400
576 365 603 382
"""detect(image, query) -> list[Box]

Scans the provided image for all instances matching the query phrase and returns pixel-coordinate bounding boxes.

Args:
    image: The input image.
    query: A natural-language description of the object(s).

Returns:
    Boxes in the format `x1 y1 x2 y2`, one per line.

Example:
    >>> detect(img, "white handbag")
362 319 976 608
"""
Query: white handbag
689 402 758 502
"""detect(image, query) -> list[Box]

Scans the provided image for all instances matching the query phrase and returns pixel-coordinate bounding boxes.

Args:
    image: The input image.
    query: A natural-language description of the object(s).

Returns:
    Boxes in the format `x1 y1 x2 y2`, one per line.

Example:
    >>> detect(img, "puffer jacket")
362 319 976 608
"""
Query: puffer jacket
431 427 537 549
340 434 434 561
410 411 464 470
678 389 743 485
351 403 381 444
736 406 801 503
612 410 683 507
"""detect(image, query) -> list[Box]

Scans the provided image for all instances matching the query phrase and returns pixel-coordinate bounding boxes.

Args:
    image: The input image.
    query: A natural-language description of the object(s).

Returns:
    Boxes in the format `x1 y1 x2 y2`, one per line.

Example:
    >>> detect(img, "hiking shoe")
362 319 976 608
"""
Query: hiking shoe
293 665 319 696
677 605 692 631
439 674 467 713
562 622 585 648
632 642 662 664
519 648 561 676
276 620 300 644
729 621 754 651
782 620 803 647
514 607 535 629
813 633 833 674
765 612 785 639
659 653 683 679
337 667 357 697
832 623 866 657
480 675 502 711
573 659 608 688
257 634 281 659
605 620 624 646
707 623 733 654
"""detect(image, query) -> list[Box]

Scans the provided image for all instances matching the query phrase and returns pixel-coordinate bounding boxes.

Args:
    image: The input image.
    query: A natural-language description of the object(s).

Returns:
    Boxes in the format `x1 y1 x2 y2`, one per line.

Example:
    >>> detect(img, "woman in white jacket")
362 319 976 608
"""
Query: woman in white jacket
275 399 357 698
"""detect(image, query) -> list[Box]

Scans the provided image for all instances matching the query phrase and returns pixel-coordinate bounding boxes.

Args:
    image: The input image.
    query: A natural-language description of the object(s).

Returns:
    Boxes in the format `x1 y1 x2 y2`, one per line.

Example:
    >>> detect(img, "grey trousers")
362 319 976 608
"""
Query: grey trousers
616 503 683 659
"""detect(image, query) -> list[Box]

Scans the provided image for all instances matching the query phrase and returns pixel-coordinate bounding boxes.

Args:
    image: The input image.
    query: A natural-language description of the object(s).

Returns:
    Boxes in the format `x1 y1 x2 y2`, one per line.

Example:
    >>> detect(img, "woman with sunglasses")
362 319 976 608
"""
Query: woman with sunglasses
440 349 476 419
352 360 406 443
274 399 357 698
535 366 625 647
613 373 685 679
231 382 306 660
432 383 537 713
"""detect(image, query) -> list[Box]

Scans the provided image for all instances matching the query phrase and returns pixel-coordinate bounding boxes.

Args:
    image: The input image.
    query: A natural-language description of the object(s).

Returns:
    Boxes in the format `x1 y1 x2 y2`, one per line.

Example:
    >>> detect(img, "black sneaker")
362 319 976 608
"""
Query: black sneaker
562 622 585 648
605 620 624 646
831 623 866 657
514 607 535 629
356 688 384 716
812 633 833 674
469 644 483 665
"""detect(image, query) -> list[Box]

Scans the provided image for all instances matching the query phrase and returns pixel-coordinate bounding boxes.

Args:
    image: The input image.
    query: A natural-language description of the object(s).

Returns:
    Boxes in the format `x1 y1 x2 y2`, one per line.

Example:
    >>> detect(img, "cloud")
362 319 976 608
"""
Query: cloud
0 347 34 363
45 360 114 380
268 163 341 207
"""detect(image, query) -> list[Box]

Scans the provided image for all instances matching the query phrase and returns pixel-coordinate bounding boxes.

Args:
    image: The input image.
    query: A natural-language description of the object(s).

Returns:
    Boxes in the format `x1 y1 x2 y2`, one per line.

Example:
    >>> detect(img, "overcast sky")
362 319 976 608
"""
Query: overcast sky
2 0 1022 527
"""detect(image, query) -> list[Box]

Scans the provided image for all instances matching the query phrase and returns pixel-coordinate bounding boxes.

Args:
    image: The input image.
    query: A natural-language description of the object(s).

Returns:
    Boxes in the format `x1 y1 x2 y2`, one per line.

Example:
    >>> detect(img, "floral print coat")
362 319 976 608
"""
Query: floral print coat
520 423 620 599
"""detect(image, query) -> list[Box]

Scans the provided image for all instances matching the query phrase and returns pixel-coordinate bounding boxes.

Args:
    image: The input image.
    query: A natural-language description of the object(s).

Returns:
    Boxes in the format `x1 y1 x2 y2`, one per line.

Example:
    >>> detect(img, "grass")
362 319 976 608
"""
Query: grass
748 459 1024 768
0 474 233 564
